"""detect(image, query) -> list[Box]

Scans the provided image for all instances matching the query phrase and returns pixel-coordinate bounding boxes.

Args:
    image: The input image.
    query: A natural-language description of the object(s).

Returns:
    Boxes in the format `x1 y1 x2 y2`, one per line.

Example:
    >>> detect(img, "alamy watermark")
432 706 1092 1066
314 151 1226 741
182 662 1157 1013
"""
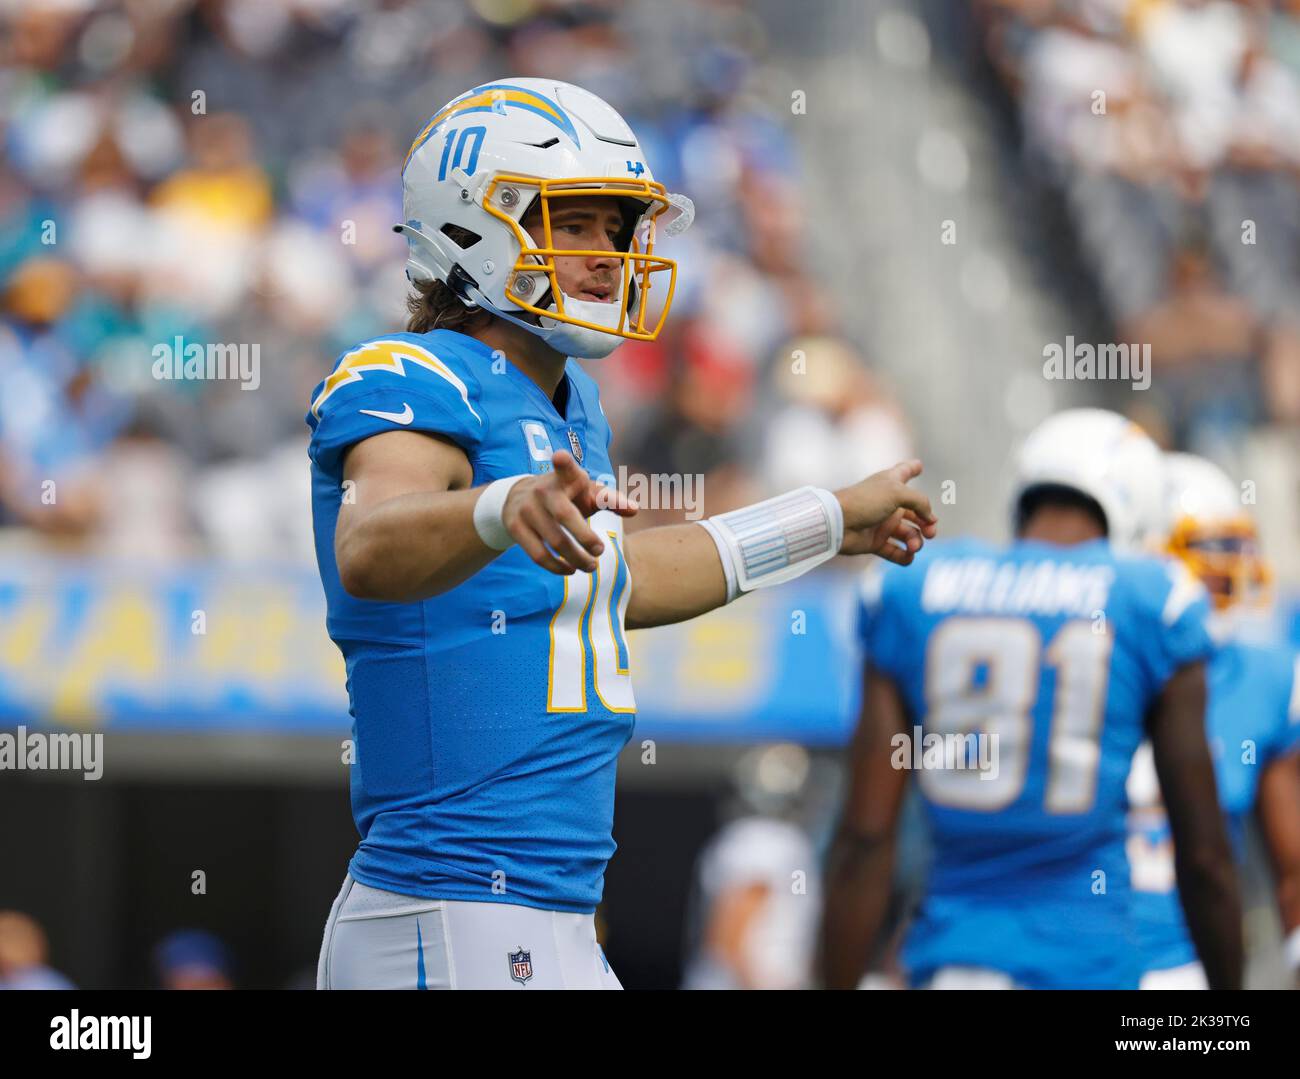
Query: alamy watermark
592 466 704 520
0 726 103 780
1042 337 1150 391
891 726 999 781
50 1011 150 1059
152 336 261 391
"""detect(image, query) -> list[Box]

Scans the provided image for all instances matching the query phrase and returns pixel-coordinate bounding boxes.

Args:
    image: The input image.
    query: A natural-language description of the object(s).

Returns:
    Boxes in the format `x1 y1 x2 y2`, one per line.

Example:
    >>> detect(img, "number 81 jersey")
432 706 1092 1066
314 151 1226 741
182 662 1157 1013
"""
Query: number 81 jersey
306 329 635 914
857 536 1213 987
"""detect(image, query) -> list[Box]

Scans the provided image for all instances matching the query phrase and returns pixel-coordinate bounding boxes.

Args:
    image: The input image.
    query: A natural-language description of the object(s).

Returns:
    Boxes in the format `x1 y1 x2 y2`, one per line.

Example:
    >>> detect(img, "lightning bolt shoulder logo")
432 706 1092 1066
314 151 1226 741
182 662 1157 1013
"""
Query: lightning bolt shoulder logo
311 339 481 424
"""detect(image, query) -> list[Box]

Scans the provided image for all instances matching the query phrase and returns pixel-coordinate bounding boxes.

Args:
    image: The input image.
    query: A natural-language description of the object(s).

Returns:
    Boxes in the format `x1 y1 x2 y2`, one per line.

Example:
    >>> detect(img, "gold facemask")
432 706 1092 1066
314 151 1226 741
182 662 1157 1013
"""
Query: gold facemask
480 174 680 341
1166 515 1272 610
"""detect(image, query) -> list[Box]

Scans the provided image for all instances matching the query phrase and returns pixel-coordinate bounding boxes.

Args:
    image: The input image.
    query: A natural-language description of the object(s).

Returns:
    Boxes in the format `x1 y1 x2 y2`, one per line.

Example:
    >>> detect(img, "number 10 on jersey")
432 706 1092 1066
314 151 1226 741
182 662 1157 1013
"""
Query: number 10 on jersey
547 513 635 713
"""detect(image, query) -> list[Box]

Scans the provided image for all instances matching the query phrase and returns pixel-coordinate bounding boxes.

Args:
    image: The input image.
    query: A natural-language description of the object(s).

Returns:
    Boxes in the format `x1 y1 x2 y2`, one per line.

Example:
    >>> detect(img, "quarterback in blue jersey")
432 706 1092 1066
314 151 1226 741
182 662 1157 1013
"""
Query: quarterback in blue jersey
821 409 1243 990
1128 452 1300 989
309 79 938 989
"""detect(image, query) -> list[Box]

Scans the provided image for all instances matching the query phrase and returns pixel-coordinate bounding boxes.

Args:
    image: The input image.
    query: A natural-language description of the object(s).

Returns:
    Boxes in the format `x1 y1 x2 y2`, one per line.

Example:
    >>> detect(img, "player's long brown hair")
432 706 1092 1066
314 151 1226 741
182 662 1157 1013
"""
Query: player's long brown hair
404 278 492 335
404 221 493 334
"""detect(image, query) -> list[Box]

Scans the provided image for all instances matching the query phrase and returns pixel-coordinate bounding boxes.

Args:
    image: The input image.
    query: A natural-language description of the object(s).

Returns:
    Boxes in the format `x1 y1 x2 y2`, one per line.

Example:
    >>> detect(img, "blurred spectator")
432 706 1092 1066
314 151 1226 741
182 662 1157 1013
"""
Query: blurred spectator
978 0 1300 449
676 748 826 993
683 815 819 989
93 399 199 560
0 256 120 539
681 745 824 991
191 436 316 561
760 335 914 495
149 112 272 322
154 928 234 990
0 910 74 989
0 0 830 561
620 316 758 525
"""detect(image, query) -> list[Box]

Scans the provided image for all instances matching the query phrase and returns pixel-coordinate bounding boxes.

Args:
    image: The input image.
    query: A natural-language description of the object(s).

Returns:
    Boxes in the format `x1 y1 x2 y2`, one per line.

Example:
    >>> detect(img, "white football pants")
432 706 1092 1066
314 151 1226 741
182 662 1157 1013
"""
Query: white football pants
923 966 1019 990
1138 961 1208 990
316 874 622 990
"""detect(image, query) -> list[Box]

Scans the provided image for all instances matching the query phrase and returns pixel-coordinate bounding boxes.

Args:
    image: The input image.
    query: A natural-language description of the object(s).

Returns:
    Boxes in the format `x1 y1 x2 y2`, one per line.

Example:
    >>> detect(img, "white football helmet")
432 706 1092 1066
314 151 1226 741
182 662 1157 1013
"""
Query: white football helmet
1162 451 1269 610
393 78 694 359
1010 408 1165 551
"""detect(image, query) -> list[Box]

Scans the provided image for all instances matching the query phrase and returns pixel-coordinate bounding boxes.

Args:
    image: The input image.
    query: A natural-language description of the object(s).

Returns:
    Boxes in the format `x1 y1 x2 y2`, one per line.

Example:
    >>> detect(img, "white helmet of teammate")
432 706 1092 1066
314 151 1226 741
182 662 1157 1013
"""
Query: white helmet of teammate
1162 451 1269 609
394 78 694 360
1010 408 1165 552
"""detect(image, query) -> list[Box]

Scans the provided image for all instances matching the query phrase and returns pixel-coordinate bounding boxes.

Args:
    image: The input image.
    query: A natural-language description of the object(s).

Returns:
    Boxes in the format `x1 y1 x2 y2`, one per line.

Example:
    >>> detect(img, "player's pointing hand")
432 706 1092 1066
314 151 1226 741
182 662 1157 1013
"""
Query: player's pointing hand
502 450 639 575
835 459 938 564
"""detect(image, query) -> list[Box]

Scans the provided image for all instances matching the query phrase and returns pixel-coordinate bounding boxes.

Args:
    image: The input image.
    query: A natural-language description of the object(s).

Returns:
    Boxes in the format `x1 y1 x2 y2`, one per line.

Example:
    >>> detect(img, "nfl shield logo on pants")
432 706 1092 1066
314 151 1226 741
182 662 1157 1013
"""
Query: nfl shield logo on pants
508 947 533 985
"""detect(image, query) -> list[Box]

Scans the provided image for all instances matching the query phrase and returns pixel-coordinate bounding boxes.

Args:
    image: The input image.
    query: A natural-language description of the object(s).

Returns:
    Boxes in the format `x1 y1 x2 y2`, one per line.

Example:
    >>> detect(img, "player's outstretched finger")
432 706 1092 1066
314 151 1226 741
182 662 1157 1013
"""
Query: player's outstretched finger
534 510 599 573
886 509 924 551
550 495 605 559
902 508 939 540
865 507 920 561
590 481 639 518
548 499 603 561
893 481 935 526
887 458 924 485
879 521 919 563
550 450 589 496
876 538 916 566
516 522 576 576
890 519 923 554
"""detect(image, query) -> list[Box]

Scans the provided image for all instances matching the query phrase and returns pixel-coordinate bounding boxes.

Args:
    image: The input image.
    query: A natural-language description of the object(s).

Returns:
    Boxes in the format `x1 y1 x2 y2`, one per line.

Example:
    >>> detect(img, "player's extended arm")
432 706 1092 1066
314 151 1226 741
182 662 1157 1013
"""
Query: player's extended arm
335 432 633 602
1255 752 1300 983
819 666 911 989
623 460 937 630
1147 660 1244 990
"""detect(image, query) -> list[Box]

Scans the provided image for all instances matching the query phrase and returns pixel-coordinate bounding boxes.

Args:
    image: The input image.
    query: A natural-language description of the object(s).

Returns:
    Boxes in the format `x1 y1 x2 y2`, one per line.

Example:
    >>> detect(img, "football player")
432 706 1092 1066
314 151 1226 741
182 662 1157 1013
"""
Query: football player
821 409 1242 990
1128 452 1300 989
681 745 824 991
309 79 937 989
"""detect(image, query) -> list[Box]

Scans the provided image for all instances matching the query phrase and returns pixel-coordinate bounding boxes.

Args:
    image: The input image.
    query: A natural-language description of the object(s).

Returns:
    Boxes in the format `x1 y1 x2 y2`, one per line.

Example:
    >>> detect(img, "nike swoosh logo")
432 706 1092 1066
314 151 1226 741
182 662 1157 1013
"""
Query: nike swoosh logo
358 403 414 426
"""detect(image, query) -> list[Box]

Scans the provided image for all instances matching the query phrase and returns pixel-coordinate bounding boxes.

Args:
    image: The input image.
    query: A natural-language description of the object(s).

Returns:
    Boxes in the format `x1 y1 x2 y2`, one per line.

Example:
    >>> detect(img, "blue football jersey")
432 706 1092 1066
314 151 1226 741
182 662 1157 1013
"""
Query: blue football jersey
1127 637 1300 974
306 330 636 914
858 536 1214 989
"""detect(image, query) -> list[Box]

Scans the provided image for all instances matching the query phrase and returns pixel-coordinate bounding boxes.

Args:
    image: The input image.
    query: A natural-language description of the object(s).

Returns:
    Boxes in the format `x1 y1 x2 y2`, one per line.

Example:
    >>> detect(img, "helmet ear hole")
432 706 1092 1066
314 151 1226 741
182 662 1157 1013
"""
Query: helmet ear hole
440 223 481 250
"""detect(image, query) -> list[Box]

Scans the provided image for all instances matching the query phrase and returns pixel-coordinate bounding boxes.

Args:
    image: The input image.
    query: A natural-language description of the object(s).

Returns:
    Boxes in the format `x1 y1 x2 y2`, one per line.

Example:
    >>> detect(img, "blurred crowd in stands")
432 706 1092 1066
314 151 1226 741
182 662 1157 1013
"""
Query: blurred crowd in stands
977 0 1300 464
0 909 237 989
5 0 1300 996
5 0 1294 566
0 0 909 560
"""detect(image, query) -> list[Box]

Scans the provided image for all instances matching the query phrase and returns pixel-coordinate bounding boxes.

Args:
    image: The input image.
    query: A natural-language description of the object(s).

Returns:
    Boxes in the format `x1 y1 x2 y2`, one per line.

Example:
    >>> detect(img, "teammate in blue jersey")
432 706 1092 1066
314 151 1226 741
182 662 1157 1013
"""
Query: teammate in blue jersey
1127 452 1300 989
821 409 1243 990
309 78 938 989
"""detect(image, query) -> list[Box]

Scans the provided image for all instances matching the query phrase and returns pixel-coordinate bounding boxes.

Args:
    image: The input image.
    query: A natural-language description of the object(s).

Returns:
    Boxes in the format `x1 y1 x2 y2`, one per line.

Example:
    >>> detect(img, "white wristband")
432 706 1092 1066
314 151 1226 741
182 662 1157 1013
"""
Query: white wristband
473 475 528 551
699 518 741 603
697 486 843 602
1286 926 1300 973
